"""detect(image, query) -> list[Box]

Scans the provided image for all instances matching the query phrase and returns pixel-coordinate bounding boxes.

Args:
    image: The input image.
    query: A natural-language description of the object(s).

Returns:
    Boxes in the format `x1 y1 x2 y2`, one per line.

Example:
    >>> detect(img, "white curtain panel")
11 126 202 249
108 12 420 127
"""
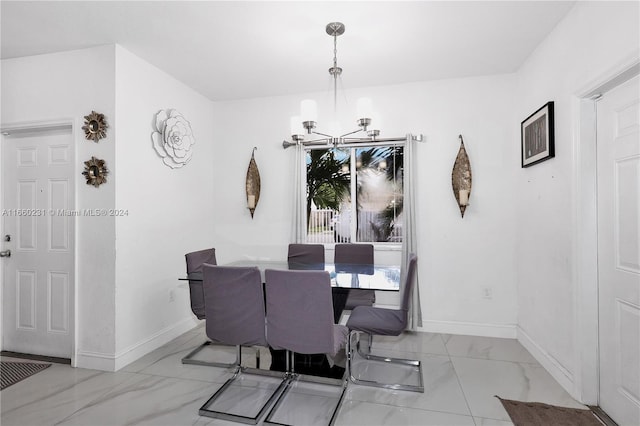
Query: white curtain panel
402 134 422 330
291 143 307 243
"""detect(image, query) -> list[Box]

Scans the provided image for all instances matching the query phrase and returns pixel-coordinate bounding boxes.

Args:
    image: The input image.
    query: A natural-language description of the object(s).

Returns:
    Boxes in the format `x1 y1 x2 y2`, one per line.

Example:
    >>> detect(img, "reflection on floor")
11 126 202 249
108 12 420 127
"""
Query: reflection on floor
0 326 587 425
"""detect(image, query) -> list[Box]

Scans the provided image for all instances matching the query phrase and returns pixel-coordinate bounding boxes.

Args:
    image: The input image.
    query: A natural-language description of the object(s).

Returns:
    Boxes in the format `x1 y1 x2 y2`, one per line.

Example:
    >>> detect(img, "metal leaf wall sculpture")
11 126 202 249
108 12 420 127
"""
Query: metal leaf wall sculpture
452 135 472 218
245 147 261 218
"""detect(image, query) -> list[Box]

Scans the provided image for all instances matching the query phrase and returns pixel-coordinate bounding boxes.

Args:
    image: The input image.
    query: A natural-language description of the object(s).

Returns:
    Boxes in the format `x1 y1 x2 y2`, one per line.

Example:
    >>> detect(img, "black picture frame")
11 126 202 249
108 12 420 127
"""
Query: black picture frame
521 101 554 168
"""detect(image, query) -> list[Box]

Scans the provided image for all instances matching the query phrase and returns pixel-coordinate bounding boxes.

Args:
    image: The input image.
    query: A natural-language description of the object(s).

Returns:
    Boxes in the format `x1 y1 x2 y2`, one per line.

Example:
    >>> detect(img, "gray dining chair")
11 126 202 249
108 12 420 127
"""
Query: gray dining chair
334 243 376 309
183 248 260 368
345 253 423 392
287 243 325 269
198 265 287 424
182 248 225 366
263 269 348 426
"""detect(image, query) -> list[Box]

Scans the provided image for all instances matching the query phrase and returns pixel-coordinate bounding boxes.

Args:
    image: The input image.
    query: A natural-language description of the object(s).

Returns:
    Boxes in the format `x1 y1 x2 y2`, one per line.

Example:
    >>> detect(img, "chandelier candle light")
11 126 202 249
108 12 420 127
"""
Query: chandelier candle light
284 22 391 149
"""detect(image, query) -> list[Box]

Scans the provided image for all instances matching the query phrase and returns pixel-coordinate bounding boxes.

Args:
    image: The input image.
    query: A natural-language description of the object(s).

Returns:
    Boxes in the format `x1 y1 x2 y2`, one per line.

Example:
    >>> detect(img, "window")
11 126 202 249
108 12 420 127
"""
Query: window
305 145 403 244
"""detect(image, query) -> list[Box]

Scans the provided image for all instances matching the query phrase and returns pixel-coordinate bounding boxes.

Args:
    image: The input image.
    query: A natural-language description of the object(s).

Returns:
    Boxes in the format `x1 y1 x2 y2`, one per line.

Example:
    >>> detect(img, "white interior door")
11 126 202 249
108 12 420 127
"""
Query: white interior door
1 126 75 358
597 75 640 425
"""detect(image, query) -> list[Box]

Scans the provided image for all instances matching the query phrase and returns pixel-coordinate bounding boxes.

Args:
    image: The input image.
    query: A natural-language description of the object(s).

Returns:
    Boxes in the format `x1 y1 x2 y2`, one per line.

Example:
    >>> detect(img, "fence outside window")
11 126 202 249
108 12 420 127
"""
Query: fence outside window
306 208 403 244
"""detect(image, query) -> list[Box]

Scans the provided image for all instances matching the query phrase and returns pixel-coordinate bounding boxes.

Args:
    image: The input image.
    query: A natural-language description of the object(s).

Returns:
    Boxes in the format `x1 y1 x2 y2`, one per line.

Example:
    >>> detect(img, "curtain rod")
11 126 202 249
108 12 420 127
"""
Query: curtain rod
282 134 423 150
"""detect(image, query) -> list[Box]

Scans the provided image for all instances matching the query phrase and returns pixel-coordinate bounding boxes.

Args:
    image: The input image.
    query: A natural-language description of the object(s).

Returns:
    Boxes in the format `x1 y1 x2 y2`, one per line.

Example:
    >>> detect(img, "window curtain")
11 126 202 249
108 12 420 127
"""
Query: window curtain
402 134 422 330
291 142 307 243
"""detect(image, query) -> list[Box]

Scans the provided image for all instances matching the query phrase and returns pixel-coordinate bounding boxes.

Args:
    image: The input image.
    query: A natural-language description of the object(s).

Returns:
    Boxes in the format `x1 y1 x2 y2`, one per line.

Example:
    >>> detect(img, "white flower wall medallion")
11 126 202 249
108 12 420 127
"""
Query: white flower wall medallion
151 109 195 168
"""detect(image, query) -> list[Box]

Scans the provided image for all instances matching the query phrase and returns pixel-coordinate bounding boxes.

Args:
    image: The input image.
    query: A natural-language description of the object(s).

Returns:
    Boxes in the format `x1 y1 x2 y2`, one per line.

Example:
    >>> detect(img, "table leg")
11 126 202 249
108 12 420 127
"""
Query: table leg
331 288 349 324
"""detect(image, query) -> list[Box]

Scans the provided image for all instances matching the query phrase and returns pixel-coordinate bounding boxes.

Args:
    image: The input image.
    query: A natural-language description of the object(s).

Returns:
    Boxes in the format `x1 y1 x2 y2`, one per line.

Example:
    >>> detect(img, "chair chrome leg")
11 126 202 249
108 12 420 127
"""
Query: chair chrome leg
182 341 236 368
199 346 288 425
182 341 262 369
264 352 347 426
347 330 424 393
354 333 373 358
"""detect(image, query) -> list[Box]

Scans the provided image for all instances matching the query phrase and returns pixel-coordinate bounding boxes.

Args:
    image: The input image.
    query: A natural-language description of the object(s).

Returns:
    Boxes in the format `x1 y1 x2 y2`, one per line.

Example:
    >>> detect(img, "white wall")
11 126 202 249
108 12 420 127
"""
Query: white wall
1 45 218 371
212 73 519 336
1 46 118 364
113 46 216 369
514 1 639 400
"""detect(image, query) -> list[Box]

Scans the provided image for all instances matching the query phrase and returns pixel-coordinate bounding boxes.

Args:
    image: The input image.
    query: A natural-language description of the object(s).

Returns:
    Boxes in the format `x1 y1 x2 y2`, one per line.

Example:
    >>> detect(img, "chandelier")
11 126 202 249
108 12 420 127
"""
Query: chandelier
283 22 383 149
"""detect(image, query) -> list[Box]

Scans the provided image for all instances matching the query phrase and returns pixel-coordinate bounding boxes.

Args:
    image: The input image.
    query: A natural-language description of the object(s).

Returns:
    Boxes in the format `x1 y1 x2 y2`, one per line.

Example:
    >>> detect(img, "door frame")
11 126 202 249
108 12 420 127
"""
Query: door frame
0 118 78 366
573 55 640 405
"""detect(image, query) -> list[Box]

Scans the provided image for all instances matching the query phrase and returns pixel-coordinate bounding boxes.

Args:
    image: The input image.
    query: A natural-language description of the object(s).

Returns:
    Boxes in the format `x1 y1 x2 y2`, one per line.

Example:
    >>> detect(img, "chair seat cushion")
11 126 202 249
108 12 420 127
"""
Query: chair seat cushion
344 290 375 310
346 306 405 336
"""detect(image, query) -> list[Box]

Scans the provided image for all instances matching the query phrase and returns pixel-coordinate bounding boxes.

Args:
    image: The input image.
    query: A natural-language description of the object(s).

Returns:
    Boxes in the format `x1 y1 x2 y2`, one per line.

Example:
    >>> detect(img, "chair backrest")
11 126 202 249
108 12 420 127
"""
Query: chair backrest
334 243 374 275
265 269 336 355
185 248 217 319
203 265 267 347
186 248 217 273
287 243 325 269
334 243 374 265
400 253 418 313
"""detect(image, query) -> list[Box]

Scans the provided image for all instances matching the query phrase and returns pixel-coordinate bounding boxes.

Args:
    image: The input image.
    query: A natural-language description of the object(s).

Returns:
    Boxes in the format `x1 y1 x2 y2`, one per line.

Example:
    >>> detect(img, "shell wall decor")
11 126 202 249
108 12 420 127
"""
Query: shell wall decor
452 135 472 218
151 109 195 169
245 147 261 218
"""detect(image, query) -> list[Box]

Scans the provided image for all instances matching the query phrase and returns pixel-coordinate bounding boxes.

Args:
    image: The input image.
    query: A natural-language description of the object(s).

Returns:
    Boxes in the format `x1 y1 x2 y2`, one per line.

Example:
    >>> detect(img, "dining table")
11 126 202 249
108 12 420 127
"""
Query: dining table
183 260 400 289
182 259 401 322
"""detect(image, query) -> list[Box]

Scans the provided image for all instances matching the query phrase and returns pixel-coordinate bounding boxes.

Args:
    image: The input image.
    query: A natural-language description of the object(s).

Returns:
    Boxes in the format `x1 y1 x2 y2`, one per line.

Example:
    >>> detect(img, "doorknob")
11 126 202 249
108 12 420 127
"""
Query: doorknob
0 249 11 258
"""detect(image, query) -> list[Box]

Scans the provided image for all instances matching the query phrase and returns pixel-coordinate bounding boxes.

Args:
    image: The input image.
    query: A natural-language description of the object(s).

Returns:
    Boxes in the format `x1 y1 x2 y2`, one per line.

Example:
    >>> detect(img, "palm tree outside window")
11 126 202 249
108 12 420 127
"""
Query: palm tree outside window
305 145 403 244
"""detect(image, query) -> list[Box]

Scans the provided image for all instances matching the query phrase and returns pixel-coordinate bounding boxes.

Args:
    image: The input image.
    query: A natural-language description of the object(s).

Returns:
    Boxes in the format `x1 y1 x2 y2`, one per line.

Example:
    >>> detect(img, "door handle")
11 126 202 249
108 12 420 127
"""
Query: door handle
0 249 11 258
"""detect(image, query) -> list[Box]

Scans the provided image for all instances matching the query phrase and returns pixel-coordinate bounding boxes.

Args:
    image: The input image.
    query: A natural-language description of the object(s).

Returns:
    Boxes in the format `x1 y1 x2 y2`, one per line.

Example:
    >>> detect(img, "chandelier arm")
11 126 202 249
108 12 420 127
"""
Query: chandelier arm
339 128 366 138
311 131 334 138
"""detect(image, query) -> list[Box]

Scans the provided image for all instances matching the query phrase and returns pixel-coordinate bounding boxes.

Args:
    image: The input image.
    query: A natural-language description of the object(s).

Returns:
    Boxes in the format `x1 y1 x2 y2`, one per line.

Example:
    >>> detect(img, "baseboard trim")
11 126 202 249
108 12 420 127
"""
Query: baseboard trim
517 326 575 397
75 349 116 371
76 317 198 372
419 319 517 338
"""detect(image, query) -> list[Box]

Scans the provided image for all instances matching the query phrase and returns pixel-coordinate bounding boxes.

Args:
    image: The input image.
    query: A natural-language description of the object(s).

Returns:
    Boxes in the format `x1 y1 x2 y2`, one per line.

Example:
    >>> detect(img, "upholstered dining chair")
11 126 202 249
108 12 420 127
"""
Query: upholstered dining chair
345 253 423 393
287 243 325 269
182 248 224 366
334 243 376 310
263 269 349 426
183 248 259 368
198 265 287 424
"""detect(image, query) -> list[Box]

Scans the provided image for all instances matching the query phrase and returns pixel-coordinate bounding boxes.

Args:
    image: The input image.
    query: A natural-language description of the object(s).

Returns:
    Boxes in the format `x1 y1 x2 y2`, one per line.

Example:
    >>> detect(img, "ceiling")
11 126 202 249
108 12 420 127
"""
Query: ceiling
1 1 576 101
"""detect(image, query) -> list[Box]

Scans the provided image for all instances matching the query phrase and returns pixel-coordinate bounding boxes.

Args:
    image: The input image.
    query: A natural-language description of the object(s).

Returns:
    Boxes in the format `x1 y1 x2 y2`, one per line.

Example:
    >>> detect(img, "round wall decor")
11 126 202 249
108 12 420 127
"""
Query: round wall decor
82 111 108 142
82 156 109 187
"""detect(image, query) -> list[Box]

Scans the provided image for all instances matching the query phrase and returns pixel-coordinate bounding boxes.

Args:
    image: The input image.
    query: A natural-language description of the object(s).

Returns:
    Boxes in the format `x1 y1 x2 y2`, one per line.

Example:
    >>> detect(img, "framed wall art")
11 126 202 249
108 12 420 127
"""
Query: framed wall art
521 101 554 168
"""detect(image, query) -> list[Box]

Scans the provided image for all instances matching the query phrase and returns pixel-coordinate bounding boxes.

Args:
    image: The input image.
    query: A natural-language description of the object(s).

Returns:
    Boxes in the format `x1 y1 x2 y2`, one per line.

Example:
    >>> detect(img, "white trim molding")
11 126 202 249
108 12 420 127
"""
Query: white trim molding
573 52 640 405
421 319 516 338
76 317 198 371
518 326 575 395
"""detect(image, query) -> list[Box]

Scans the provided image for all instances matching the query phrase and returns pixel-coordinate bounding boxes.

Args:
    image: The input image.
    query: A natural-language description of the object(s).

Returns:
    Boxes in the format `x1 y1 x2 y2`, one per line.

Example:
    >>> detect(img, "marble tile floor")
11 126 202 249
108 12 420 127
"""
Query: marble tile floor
0 326 587 426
